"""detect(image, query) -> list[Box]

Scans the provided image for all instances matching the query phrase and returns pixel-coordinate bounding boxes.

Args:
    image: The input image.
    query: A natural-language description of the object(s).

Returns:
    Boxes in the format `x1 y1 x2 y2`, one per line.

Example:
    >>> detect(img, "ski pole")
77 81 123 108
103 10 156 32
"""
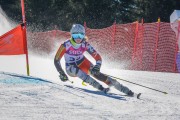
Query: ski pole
104 73 168 94
68 80 74 84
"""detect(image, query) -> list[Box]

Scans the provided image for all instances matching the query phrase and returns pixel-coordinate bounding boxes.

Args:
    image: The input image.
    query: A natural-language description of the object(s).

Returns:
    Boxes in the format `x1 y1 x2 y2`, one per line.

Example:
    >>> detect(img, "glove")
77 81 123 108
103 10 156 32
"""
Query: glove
91 64 101 75
59 72 68 82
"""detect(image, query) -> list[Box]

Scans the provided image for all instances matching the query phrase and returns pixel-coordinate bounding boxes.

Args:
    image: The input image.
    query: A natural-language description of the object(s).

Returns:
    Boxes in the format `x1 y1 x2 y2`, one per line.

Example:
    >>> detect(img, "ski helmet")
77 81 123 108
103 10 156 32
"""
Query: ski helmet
70 24 85 35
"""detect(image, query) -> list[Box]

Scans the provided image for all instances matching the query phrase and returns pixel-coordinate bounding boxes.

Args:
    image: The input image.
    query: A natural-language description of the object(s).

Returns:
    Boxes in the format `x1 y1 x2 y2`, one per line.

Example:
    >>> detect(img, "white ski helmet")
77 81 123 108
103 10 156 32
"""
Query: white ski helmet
70 24 85 34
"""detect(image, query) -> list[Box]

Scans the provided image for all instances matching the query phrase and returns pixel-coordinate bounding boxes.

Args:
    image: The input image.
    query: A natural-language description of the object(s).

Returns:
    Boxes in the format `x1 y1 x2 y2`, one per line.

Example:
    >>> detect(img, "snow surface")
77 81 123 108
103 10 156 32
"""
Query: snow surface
0 54 180 120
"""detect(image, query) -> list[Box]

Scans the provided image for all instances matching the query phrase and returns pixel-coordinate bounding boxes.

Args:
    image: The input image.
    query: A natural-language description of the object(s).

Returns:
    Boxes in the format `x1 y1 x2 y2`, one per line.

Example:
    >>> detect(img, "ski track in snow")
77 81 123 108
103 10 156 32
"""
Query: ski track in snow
0 70 180 120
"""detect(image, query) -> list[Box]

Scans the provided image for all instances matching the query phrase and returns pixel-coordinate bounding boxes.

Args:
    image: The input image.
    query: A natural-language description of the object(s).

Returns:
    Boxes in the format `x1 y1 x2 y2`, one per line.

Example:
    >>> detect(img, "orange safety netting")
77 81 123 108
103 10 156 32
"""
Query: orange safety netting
27 22 178 73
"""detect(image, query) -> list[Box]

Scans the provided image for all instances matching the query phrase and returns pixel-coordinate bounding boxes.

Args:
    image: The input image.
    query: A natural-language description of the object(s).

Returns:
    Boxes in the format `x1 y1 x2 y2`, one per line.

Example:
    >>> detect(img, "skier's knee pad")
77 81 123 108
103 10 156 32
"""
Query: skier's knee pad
107 77 119 86
93 73 108 82
107 77 130 94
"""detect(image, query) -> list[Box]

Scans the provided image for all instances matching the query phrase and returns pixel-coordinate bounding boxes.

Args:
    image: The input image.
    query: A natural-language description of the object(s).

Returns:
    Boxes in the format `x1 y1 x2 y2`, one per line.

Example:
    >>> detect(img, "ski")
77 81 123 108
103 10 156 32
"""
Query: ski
102 88 141 99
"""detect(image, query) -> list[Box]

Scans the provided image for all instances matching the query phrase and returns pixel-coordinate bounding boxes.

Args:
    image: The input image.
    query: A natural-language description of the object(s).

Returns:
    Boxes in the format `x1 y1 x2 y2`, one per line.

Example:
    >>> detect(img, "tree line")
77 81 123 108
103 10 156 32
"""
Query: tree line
0 0 180 31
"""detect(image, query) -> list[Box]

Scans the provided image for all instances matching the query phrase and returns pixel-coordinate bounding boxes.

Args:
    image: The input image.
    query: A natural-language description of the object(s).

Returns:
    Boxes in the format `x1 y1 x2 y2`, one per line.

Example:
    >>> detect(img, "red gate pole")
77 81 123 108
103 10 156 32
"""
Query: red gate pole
132 21 139 68
21 0 30 76
84 21 87 30
154 17 160 71
140 18 144 70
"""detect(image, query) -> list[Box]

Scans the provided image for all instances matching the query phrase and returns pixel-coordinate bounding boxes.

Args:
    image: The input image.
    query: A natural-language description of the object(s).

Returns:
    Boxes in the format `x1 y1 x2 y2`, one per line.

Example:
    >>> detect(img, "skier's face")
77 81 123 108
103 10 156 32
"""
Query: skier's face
74 38 83 44
72 33 85 43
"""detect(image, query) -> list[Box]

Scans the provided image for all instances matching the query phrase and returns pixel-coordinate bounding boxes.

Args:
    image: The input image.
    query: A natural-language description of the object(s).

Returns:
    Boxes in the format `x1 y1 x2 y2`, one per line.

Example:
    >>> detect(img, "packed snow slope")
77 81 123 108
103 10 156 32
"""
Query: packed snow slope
0 55 180 120
1 6 180 120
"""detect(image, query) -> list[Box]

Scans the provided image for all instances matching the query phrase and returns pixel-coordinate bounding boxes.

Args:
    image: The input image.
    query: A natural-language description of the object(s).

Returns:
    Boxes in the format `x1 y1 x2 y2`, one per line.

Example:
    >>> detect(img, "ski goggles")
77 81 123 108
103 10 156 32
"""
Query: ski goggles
72 33 85 39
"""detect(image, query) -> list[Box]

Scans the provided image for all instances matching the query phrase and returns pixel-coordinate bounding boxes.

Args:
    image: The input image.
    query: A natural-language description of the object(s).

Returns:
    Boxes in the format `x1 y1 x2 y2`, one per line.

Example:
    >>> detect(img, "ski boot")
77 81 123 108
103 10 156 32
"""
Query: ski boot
98 85 110 94
103 87 110 94
128 90 141 99
127 90 134 96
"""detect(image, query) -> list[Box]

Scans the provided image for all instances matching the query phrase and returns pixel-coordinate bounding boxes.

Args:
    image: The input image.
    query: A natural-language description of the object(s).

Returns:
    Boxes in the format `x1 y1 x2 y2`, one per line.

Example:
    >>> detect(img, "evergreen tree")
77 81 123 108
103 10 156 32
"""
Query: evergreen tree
0 0 180 30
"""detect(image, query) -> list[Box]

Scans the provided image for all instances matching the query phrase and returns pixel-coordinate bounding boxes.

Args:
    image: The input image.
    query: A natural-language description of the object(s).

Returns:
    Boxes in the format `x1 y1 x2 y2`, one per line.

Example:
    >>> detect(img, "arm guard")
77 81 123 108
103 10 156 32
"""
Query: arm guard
86 42 102 66
54 44 66 74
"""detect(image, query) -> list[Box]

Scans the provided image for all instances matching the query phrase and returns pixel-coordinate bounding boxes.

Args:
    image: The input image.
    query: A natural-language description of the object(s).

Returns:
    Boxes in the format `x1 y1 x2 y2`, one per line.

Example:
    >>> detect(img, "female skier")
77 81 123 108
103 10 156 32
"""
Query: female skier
54 24 136 96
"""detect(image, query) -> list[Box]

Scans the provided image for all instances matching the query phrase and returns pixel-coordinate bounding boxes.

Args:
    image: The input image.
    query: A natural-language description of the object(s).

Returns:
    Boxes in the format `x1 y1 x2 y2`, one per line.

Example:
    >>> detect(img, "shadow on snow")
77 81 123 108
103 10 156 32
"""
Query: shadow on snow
0 72 126 101
65 85 126 101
